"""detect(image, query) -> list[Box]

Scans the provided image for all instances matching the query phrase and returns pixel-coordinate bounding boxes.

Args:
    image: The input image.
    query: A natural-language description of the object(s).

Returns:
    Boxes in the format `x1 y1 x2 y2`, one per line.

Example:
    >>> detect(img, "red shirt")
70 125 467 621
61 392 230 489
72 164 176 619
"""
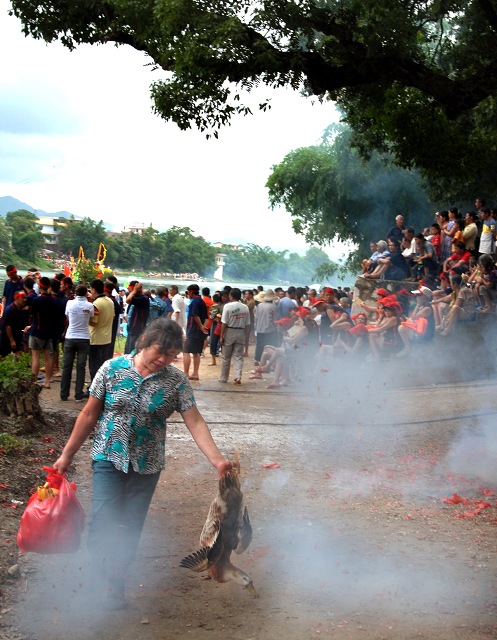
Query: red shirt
202 295 214 329
449 250 471 264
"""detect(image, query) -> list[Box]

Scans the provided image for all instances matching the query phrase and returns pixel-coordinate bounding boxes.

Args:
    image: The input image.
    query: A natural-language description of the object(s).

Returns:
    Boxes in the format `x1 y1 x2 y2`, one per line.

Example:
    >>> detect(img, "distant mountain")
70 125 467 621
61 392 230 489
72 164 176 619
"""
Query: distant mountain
0 196 83 220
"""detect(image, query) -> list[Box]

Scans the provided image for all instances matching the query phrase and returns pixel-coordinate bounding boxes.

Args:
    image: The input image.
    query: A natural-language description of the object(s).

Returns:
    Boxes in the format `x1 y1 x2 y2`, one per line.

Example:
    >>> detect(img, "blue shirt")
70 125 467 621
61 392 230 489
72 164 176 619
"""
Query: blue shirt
277 296 297 319
2 277 24 307
186 295 207 337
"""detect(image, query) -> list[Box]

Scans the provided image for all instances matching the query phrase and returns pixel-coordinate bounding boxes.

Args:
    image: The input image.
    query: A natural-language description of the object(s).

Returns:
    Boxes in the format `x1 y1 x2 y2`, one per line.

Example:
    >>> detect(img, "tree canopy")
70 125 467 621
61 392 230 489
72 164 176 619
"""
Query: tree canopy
57 217 108 260
10 0 497 195
57 219 217 273
221 243 334 284
6 210 46 263
266 125 435 264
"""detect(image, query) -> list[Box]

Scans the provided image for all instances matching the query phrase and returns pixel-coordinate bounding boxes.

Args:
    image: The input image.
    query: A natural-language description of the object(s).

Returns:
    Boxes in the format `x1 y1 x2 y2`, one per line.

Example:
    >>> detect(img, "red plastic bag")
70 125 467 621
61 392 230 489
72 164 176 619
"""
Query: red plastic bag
17 467 85 554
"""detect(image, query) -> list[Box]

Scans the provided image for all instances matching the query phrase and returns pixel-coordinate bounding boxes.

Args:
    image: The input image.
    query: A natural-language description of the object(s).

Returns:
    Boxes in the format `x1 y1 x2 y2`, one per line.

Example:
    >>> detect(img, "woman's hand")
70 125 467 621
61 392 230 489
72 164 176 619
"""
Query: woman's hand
216 458 233 477
52 452 73 475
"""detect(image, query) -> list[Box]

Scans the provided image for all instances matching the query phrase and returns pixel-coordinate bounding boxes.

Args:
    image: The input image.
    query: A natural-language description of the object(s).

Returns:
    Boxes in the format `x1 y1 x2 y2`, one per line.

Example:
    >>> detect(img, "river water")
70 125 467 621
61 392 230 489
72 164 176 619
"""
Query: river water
0 269 355 297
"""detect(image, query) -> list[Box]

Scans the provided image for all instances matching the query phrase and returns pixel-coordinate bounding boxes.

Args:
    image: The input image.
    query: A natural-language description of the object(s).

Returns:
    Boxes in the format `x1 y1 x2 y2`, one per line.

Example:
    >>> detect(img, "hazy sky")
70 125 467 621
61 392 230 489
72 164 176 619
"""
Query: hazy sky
0 3 345 256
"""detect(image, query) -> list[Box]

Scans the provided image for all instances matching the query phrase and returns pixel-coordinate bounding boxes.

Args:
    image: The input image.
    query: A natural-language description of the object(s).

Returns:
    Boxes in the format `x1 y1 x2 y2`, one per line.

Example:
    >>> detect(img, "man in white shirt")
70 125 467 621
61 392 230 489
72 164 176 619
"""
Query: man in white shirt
60 284 94 402
170 284 187 333
219 288 251 385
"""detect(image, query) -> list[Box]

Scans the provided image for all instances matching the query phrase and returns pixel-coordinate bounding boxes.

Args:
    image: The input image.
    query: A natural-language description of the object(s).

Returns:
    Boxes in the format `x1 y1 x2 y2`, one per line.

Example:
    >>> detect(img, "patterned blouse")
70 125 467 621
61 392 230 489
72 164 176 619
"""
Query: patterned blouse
89 354 196 474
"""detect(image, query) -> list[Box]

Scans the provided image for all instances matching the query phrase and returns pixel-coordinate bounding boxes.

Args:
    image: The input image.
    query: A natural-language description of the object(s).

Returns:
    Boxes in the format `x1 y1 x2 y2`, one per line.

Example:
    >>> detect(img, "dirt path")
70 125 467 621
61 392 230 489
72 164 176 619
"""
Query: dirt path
3 355 497 640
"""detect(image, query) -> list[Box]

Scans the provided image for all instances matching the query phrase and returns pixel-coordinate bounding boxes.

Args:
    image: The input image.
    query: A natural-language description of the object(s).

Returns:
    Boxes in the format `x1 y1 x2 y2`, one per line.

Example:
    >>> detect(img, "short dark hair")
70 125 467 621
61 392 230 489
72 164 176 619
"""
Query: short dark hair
230 287 242 301
55 272 64 281
202 287 210 296
135 318 184 355
187 283 200 293
90 279 104 294
76 284 88 296
454 241 466 251
5 264 15 272
24 277 35 290
63 276 73 287
50 278 61 293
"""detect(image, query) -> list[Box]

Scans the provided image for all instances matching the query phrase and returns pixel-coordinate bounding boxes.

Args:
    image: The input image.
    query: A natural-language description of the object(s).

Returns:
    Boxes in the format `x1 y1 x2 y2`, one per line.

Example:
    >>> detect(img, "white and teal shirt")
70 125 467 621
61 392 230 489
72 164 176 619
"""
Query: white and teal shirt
89 354 196 474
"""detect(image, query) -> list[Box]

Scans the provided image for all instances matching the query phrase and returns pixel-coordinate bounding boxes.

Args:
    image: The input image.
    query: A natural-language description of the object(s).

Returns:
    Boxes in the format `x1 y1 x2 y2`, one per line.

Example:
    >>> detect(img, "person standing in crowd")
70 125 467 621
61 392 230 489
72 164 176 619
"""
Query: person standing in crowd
183 283 208 380
89 279 114 383
60 276 74 301
144 289 168 325
219 287 251 385
156 287 173 318
208 292 222 366
201 287 214 354
25 268 40 294
479 208 496 256
49 278 67 378
463 211 479 256
28 277 57 389
243 289 256 353
52 318 232 610
1 265 24 315
0 291 28 356
23 276 37 307
253 289 278 365
60 284 94 402
386 214 405 243
170 284 187 334
276 286 298 319
124 281 150 354
104 281 122 359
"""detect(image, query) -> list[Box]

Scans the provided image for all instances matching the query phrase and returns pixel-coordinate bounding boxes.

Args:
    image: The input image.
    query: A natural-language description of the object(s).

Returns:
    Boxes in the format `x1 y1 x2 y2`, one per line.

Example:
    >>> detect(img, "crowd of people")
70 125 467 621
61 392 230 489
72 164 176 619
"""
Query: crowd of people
1 231 494 397
361 201 496 292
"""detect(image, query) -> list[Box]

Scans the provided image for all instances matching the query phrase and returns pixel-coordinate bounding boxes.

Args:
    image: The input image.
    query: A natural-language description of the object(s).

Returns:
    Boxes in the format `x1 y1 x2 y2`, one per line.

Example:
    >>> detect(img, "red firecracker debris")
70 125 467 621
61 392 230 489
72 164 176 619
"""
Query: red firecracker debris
263 462 280 469
443 493 493 518
443 493 469 505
